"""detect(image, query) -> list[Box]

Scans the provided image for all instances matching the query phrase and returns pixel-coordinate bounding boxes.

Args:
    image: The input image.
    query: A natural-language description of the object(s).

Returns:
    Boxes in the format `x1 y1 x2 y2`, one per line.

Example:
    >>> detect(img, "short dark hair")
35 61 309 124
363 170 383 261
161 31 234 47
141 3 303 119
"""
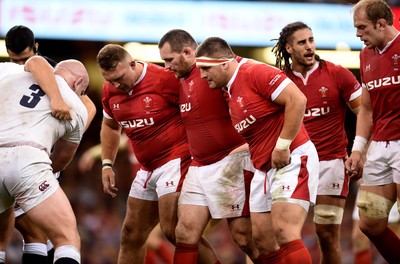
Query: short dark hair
195 37 234 59
158 29 198 52
96 44 130 71
5 25 36 54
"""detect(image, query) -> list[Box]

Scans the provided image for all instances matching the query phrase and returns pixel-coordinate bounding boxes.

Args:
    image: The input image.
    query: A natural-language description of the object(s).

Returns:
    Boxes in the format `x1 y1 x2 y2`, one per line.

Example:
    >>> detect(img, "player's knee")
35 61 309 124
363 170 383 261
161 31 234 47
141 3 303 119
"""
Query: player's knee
230 225 252 247
120 223 146 246
357 190 393 219
162 228 176 245
314 204 344 225
397 198 400 215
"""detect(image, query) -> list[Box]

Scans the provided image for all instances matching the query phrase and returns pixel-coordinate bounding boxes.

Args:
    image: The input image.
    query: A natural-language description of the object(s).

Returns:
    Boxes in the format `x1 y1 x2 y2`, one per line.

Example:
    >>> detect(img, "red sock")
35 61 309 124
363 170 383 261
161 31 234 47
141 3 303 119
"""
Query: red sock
354 249 372 264
280 239 311 264
366 227 400 263
174 243 198 264
155 240 173 263
261 249 283 264
144 249 157 264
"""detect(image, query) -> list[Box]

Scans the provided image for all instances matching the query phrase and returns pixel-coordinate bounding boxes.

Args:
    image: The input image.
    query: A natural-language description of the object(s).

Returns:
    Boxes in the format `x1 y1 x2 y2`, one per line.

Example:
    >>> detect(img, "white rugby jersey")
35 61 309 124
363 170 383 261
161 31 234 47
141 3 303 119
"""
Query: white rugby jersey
0 63 87 154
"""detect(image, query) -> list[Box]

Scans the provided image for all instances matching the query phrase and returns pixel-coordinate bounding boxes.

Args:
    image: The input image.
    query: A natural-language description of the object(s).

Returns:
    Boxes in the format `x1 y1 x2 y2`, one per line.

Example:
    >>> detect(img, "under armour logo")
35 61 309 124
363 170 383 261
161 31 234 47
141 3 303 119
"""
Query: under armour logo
281 185 290 191
231 204 240 210
165 181 175 187
332 183 340 189
113 104 120 110
38 181 50 192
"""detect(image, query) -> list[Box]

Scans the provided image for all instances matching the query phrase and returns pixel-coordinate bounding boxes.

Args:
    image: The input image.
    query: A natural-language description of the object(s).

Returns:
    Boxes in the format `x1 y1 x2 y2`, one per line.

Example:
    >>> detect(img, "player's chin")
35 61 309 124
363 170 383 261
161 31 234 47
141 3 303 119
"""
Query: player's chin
208 81 219 89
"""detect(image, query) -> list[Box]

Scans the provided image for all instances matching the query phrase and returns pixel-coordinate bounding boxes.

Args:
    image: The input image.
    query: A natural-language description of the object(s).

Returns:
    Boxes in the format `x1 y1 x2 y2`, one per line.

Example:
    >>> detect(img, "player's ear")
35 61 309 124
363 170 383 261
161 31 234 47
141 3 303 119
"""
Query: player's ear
182 47 193 57
33 42 39 53
377 18 387 30
285 43 292 55
73 77 83 94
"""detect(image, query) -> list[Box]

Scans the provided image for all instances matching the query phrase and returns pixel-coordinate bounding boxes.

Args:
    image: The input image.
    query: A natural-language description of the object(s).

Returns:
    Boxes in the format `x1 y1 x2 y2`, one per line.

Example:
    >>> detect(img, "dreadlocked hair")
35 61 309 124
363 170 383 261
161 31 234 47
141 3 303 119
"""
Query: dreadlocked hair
272 21 312 73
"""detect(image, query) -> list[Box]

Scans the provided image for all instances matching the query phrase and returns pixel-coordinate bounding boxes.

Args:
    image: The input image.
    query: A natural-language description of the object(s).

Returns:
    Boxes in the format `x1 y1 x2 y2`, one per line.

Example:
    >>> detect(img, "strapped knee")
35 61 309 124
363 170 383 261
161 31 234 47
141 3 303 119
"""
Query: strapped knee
313 204 344 224
357 190 394 219
397 198 400 215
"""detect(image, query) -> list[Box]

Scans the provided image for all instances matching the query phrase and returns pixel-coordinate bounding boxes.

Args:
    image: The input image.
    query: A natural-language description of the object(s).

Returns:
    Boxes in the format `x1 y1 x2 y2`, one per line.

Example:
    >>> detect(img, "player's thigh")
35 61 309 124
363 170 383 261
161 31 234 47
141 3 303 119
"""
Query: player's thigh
26 187 78 246
15 213 48 243
227 216 252 240
271 202 308 240
175 204 210 243
0 206 14 250
158 192 180 236
125 196 159 228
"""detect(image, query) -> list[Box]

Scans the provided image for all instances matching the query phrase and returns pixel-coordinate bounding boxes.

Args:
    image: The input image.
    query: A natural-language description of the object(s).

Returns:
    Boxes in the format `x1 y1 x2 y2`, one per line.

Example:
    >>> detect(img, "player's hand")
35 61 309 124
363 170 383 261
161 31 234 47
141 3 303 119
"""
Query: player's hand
102 168 118 198
50 99 72 120
345 151 364 181
271 148 291 169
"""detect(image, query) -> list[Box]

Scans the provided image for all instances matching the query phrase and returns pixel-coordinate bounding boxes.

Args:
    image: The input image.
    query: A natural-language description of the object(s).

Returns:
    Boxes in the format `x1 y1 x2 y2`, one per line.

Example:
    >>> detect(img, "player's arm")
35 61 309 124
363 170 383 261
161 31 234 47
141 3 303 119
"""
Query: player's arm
272 82 307 169
347 95 361 115
24 56 71 120
101 117 122 198
50 139 79 173
79 95 97 132
345 87 373 179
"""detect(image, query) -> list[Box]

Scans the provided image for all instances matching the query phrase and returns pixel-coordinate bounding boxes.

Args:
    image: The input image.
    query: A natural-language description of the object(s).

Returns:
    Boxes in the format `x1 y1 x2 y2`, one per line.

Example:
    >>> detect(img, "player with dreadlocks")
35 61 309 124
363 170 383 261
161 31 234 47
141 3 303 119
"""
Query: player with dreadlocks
272 21 361 264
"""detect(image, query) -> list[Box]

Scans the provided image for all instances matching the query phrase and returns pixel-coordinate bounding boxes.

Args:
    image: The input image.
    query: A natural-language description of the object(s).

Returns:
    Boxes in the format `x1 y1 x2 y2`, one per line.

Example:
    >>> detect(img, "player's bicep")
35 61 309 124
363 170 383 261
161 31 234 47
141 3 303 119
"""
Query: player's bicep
273 82 305 107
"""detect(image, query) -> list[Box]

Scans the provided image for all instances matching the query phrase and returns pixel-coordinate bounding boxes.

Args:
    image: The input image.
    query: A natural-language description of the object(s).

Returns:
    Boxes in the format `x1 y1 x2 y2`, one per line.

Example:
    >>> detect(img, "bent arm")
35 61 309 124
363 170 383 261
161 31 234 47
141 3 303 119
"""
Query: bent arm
80 95 97 132
274 82 307 140
24 56 71 120
50 139 79 172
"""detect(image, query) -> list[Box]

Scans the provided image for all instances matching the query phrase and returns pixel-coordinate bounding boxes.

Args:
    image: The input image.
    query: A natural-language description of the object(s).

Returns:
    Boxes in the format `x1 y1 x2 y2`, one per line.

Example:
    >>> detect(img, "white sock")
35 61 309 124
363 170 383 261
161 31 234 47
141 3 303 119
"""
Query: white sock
54 245 80 263
0 251 5 262
23 242 47 256
47 240 54 251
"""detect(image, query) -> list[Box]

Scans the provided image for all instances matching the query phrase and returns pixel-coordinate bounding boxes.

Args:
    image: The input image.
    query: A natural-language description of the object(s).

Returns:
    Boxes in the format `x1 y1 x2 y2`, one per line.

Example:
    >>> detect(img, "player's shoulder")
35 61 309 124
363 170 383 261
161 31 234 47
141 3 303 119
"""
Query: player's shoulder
321 60 349 74
0 62 24 80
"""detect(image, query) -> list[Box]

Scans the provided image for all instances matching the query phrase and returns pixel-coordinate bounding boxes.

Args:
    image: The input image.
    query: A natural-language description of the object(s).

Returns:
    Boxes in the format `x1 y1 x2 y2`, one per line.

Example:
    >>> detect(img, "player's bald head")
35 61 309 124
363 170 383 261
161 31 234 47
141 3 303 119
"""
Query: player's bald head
55 59 89 95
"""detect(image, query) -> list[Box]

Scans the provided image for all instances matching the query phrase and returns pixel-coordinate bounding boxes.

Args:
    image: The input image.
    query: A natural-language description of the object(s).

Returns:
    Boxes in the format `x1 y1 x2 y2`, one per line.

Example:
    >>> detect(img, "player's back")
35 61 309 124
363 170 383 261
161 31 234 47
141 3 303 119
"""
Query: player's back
0 63 87 154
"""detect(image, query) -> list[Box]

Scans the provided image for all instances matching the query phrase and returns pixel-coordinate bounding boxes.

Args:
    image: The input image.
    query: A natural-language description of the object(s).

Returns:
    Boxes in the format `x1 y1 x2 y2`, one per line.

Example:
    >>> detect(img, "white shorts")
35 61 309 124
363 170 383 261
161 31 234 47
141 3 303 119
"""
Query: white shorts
0 146 59 214
129 157 188 201
318 158 349 197
14 171 61 218
178 151 255 219
362 140 400 186
250 140 319 213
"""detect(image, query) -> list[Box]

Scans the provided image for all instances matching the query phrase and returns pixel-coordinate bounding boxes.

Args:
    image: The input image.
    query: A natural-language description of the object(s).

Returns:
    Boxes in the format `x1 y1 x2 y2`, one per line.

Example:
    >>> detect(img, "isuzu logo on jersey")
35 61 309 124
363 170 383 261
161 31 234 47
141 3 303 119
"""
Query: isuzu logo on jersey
119 118 155 128
319 87 328 98
365 76 400 90
234 115 256 132
304 107 330 117
180 103 191 112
